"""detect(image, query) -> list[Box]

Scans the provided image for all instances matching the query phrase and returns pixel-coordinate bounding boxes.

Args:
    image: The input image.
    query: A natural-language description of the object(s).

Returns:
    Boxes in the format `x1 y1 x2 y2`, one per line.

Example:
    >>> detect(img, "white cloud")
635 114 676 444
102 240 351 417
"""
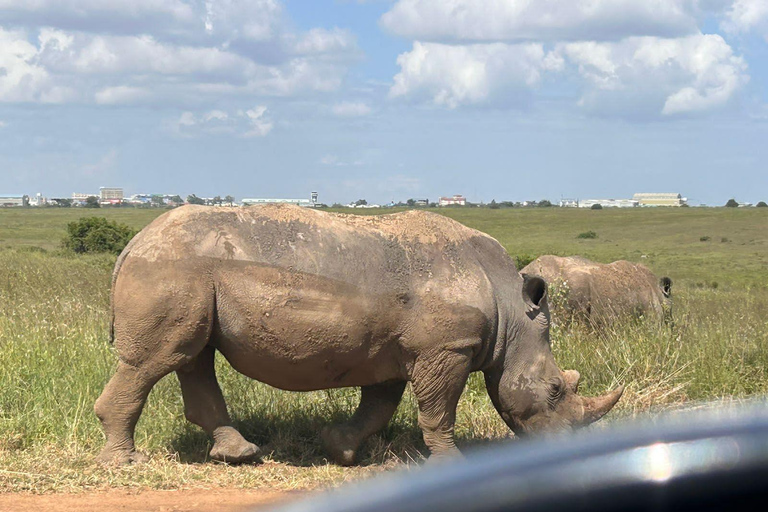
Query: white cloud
0 28 51 103
94 85 150 105
381 0 699 42
0 0 197 35
722 0 768 39
561 34 749 116
0 2 359 105
390 42 563 108
242 106 273 137
320 154 364 166
332 101 373 117
0 120 6 128
175 105 273 137
290 28 358 56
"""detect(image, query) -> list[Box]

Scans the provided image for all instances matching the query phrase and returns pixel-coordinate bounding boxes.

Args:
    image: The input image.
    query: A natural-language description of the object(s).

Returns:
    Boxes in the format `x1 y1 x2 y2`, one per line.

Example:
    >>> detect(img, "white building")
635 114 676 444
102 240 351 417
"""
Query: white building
0 195 29 207
100 187 124 201
439 195 467 206
633 193 687 207
72 193 92 201
242 198 313 207
579 199 639 208
560 198 579 208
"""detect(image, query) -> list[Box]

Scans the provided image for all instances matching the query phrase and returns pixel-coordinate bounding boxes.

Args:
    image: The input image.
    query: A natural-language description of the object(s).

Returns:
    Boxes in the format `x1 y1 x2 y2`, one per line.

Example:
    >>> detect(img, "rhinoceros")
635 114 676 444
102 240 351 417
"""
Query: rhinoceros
521 255 672 324
95 205 624 465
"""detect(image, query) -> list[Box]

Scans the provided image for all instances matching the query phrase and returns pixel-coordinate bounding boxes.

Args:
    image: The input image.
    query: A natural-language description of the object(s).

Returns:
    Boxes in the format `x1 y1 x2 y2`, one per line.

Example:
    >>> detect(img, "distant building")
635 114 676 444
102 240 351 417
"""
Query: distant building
72 193 92 202
439 195 466 207
242 198 313 207
413 199 429 207
579 199 638 208
0 195 29 207
633 193 687 207
100 187 124 201
560 198 579 208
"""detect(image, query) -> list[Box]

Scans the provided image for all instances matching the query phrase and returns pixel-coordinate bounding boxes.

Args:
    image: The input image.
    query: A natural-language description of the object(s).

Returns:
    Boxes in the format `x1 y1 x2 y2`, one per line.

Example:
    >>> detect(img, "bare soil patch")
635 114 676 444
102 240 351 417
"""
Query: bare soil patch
0 488 304 512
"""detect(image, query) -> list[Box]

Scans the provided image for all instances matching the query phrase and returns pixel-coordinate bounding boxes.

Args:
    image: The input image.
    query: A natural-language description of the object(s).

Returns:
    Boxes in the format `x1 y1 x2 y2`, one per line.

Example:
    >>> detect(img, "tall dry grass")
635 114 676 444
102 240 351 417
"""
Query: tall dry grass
0 229 766 490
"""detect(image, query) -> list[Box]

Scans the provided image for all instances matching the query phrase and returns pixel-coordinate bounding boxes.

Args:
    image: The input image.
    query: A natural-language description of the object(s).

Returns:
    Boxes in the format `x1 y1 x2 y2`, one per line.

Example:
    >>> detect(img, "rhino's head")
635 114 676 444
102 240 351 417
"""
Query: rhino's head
484 274 624 436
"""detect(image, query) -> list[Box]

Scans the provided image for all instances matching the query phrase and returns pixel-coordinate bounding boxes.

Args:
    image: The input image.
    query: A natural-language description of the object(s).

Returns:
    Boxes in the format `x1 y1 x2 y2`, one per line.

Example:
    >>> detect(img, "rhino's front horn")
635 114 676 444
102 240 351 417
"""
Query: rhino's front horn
579 385 625 426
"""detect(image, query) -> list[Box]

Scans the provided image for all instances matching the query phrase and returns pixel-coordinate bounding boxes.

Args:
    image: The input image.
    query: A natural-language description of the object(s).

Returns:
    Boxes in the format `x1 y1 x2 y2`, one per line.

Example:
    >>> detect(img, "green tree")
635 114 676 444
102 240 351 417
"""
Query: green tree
213 195 223 206
406 199 416 207
725 198 739 207
169 195 183 204
62 217 137 255
489 199 500 209
225 195 235 206
538 199 553 207
355 199 367 206
150 195 165 207
186 194 205 205
84 196 101 208
757 201 767 208
591 203 603 210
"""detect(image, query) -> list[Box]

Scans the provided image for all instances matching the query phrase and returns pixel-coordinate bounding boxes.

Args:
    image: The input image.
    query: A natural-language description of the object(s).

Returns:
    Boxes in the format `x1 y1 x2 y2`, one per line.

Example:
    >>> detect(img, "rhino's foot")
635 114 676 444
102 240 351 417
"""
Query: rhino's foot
321 425 360 466
425 447 463 465
209 426 261 464
97 445 149 466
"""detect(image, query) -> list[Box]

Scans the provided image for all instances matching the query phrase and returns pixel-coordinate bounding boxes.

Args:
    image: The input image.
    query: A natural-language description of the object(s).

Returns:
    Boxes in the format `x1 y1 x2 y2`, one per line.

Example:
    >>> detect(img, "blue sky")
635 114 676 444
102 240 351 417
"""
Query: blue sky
1 0 767 205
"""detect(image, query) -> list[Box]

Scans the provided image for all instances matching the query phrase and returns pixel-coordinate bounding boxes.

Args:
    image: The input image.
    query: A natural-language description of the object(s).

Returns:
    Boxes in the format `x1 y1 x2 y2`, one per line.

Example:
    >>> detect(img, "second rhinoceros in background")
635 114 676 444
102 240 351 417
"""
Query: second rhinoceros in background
521 255 672 324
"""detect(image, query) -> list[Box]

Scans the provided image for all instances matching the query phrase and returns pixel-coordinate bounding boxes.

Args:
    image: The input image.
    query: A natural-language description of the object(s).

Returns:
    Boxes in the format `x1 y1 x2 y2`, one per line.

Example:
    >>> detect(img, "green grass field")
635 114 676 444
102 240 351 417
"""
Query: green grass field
0 206 766 492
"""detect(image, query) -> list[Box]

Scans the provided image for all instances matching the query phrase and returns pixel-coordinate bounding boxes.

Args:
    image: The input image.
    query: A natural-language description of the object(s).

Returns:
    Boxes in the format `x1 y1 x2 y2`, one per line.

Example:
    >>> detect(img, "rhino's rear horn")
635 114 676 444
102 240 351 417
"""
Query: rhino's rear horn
580 385 624 426
563 370 580 393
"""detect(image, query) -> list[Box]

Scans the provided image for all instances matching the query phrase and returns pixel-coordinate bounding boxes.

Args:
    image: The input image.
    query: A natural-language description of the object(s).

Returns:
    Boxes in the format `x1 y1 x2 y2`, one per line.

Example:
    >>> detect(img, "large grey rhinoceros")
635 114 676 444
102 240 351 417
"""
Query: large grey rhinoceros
521 255 672 324
95 205 624 466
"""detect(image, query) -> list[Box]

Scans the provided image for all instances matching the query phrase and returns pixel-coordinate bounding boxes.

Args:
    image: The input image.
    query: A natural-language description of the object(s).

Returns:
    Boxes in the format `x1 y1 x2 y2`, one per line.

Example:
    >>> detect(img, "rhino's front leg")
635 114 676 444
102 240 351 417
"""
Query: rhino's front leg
411 348 472 461
322 380 407 466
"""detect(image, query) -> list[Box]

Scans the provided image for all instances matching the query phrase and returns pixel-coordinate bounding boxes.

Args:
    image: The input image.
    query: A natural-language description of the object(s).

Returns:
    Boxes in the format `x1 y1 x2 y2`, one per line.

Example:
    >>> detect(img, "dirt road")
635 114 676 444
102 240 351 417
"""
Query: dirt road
0 488 305 512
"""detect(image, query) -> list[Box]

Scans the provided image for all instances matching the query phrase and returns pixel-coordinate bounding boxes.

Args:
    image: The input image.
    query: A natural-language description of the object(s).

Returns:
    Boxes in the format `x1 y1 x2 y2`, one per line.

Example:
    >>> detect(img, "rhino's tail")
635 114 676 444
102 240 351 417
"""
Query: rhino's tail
109 234 140 344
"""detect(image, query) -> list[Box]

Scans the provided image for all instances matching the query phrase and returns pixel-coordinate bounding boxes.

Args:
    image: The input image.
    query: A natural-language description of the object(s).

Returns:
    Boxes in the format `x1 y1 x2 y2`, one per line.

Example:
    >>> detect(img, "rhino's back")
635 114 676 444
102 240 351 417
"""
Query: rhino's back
523 255 664 318
122 204 503 301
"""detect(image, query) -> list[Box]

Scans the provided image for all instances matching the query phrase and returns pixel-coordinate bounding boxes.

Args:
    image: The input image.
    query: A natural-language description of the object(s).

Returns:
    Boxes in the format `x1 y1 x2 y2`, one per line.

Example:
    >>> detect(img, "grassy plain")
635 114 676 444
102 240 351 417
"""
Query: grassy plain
0 206 766 492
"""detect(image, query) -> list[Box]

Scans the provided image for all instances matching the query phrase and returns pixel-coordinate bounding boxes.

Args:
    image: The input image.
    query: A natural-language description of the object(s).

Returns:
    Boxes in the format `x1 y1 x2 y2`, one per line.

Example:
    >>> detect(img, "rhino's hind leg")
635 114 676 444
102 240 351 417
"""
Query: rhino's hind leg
177 346 261 464
321 380 407 466
94 361 167 465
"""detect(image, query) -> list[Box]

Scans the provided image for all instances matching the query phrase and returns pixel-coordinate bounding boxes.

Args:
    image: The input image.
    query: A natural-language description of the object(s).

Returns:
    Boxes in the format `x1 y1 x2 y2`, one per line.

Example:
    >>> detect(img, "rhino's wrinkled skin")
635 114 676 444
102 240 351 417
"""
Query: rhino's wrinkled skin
521 255 672 324
95 205 623 466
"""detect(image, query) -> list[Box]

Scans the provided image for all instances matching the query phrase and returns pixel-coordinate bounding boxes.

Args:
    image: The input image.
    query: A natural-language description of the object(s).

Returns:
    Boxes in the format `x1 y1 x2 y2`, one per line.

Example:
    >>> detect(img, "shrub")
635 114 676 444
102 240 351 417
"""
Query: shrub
513 254 537 269
591 203 603 210
62 217 137 255
725 199 739 208
577 230 598 239
700 236 711 242
757 201 767 208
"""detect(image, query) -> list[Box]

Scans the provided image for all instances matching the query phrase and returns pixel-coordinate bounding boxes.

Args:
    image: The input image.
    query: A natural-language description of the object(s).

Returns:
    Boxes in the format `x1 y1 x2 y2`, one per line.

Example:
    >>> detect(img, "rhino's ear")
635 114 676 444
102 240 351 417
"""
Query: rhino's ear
521 274 548 312
660 277 672 298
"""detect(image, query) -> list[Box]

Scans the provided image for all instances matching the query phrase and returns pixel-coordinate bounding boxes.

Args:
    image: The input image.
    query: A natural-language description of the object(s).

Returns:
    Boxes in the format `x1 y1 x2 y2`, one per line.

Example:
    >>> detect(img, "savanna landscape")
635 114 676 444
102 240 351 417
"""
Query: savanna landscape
0 206 766 511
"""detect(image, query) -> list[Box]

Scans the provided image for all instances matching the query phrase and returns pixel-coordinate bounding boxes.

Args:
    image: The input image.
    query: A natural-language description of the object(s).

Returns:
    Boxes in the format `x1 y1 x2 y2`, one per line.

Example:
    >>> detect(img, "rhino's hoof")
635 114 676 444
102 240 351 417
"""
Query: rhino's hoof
321 426 358 466
97 447 149 466
209 436 261 464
